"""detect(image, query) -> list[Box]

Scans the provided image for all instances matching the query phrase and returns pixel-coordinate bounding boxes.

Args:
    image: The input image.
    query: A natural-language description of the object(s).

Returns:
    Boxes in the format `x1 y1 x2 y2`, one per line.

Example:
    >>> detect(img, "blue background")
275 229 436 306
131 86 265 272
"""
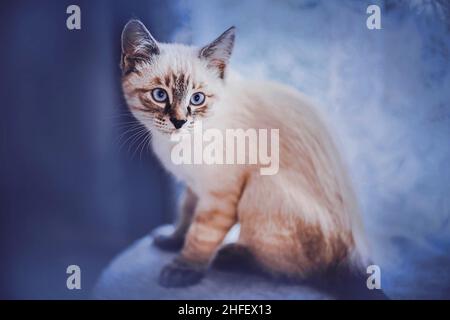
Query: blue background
0 0 180 299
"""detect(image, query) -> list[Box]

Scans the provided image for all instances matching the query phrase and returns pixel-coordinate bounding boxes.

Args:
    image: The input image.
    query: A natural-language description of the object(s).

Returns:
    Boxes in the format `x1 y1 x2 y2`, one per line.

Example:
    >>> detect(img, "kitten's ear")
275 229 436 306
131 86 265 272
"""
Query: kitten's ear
199 26 235 79
121 19 160 75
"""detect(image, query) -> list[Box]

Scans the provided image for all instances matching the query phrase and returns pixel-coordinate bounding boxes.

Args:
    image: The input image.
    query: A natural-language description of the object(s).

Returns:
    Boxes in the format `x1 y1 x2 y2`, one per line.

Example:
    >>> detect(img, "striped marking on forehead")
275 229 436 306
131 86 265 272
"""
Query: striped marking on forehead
162 72 189 87
143 72 206 94
173 73 188 103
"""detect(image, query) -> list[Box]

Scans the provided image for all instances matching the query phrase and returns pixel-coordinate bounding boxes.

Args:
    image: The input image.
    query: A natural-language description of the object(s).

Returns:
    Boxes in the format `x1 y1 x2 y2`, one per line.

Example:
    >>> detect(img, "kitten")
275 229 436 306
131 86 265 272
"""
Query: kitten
120 20 370 287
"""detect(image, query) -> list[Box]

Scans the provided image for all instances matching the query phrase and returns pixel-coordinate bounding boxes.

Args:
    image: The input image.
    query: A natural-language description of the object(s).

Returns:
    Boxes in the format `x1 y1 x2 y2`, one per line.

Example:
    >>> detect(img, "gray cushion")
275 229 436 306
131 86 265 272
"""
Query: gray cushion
93 226 331 300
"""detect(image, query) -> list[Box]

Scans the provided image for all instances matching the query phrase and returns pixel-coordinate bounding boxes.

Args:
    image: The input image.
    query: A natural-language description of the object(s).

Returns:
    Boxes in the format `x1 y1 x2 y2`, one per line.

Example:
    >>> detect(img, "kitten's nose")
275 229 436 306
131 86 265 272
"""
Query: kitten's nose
170 117 187 129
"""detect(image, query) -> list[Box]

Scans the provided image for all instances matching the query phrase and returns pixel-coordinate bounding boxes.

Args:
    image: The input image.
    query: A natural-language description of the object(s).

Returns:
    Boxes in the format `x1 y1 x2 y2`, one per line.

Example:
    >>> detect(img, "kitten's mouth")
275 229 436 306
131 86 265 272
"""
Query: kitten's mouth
153 120 195 136
156 128 176 136
154 127 186 136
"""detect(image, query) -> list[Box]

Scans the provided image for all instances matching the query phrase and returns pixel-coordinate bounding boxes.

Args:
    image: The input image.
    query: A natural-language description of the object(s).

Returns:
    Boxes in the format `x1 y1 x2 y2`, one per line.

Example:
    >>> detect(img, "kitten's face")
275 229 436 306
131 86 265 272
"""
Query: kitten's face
120 20 235 135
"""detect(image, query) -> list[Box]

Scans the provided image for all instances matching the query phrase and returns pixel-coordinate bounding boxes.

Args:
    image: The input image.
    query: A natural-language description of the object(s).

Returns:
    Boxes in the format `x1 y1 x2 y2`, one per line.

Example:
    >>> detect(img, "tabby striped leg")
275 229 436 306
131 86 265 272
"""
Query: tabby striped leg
158 193 237 287
153 187 197 252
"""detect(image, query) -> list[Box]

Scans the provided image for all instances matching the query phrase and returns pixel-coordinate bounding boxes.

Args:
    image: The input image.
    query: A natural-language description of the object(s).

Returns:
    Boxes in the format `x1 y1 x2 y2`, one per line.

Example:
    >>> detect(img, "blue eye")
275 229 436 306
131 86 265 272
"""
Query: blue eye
151 88 168 102
190 92 205 106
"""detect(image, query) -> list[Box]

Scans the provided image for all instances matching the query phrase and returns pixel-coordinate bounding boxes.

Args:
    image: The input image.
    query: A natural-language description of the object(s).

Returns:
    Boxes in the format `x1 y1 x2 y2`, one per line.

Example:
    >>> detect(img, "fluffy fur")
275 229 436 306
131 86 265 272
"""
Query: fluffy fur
120 20 370 287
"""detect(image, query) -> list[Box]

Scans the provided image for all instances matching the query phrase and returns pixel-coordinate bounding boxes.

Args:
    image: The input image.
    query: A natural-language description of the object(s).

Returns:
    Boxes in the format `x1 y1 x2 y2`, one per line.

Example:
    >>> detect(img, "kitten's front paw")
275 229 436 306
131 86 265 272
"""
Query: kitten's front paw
158 258 205 288
153 234 184 252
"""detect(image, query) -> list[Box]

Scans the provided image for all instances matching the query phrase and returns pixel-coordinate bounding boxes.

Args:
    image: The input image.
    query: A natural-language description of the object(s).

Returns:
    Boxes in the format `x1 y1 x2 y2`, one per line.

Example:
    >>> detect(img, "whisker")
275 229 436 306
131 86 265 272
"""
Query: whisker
119 127 147 152
127 129 148 153
116 124 145 144
139 131 152 160
132 130 151 160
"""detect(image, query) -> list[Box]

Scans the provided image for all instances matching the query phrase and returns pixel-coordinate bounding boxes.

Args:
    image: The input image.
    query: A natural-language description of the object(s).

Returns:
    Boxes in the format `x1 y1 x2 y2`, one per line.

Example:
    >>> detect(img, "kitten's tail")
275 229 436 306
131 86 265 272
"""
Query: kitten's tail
335 158 372 273
345 184 372 274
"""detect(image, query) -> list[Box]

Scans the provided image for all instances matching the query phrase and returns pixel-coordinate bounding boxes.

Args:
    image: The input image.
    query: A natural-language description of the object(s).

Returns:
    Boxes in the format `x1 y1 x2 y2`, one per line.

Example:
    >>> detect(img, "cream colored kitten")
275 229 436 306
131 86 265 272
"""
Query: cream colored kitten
120 20 370 287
